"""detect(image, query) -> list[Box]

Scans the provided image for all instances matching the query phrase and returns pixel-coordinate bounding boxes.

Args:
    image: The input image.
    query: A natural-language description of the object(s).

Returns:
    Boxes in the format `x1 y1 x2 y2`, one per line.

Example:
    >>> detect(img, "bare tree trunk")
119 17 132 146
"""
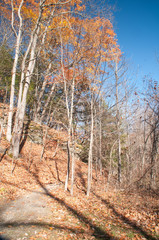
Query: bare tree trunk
33 67 39 121
40 82 56 123
34 63 52 123
20 3 55 122
6 0 24 141
106 139 117 191
40 105 52 161
150 128 157 188
124 80 131 184
64 76 75 191
115 60 121 186
87 92 94 196
71 127 75 195
141 107 147 175
59 25 76 192
99 98 102 175
94 108 98 177
11 4 43 158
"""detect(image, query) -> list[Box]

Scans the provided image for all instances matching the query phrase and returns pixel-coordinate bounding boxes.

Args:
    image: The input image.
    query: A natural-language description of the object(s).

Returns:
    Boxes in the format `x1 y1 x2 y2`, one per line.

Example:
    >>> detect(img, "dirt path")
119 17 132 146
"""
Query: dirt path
0 184 61 240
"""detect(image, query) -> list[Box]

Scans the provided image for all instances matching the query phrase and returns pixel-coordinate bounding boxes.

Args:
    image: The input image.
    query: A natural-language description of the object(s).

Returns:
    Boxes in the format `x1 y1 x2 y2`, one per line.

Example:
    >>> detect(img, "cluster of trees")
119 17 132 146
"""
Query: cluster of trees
0 0 158 195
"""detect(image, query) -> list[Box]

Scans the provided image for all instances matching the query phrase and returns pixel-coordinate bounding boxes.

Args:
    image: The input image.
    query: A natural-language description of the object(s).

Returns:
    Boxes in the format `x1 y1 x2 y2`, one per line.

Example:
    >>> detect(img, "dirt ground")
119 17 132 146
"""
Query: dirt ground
0 184 63 240
0 139 159 240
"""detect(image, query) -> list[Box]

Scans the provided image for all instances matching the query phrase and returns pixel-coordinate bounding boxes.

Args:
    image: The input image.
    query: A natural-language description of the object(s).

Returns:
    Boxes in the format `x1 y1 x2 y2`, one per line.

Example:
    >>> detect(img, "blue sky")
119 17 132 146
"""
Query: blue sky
111 0 159 89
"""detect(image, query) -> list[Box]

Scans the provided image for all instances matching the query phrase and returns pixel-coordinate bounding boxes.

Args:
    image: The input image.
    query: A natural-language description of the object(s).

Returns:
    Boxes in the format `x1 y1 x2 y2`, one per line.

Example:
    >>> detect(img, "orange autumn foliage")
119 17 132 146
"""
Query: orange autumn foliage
1 0 121 91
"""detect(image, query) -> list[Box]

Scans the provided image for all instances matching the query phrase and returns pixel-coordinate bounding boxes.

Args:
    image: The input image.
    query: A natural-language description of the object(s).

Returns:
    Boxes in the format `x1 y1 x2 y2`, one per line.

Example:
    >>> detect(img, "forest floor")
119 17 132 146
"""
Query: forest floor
0 137 159 240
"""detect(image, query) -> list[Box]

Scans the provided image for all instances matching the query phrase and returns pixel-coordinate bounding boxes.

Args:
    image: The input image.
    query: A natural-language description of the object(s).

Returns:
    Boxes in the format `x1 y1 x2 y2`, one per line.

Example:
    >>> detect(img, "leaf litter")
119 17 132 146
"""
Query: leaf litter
0 138 158 240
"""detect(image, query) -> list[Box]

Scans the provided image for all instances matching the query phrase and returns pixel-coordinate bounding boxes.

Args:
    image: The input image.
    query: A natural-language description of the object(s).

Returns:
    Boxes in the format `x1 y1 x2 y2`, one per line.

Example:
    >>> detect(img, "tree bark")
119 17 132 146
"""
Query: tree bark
71 127 75 195
115 60 121 185
40 82 56 123
87 92 94 196
99 98 102 175
6 0 24 141
11 1 44 158
34 63 52 123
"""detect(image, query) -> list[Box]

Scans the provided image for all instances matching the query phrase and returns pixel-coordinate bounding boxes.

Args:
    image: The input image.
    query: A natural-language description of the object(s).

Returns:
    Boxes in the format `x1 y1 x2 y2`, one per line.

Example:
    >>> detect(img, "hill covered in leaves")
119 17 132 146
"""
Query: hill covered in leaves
0 104 159 240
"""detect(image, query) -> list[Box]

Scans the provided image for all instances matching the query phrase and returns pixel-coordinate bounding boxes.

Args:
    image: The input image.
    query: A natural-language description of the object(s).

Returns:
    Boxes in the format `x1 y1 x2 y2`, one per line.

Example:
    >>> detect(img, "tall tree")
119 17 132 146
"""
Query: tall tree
1 0 85 158
114 59 122 185
6 0 24 141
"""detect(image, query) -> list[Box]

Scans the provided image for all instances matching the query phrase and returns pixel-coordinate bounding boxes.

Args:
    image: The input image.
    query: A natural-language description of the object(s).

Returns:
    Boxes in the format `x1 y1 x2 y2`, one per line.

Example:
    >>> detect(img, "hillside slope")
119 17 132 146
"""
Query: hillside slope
0 104 159 240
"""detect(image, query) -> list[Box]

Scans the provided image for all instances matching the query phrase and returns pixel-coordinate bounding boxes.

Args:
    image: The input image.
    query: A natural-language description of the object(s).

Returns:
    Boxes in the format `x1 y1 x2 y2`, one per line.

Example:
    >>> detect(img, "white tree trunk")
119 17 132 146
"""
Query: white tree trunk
115 60 121 185
6 0 24 141
59 27 76 192
70 126 75 196
64 76 75 191
12 19 41 158
11 0 46 158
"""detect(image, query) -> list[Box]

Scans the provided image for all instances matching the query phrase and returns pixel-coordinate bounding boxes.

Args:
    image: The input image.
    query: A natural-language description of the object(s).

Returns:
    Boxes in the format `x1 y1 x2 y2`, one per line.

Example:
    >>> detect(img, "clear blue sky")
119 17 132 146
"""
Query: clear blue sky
111 0 159 89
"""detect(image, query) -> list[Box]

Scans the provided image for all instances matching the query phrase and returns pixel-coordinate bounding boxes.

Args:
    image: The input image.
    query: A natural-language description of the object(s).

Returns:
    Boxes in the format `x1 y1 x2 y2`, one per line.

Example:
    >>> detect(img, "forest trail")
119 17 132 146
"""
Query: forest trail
0 184 62 240
0 139 158 240
0 182 159 240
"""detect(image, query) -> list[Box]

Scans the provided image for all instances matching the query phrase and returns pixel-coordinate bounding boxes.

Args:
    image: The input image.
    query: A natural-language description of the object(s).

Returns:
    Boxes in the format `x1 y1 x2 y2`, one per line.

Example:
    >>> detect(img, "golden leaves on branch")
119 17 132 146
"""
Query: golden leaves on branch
1 0 121 82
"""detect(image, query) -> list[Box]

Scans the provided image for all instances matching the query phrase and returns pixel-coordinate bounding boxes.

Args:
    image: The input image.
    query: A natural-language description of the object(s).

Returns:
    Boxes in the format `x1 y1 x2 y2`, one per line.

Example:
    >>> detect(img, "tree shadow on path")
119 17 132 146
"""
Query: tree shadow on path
93 192 158 240
31 177 119 240
0 173 119 240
